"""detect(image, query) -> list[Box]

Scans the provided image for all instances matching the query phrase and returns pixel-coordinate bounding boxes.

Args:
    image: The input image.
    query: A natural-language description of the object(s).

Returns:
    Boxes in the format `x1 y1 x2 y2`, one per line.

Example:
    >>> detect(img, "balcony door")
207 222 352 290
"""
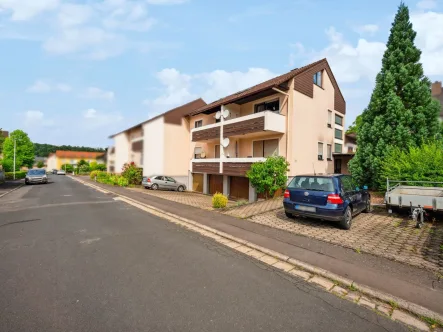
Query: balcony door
215 145 220 159
253 139 278 158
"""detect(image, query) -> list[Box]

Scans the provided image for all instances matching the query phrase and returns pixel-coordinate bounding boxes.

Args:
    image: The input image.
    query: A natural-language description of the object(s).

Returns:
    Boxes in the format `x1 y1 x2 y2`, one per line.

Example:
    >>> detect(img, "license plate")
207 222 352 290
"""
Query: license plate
295 205 316 213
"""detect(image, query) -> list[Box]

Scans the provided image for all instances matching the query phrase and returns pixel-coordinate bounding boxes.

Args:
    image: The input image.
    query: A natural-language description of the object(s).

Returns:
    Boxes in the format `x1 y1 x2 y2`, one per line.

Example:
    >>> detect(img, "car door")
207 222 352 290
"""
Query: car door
154 176 166 189
164 177 177 190
340 176 359 213
350 177 365 212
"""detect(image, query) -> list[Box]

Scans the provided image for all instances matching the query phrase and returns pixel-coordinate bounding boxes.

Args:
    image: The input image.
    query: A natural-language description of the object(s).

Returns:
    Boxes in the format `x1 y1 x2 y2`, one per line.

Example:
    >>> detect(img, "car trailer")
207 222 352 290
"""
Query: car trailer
385 179 443 228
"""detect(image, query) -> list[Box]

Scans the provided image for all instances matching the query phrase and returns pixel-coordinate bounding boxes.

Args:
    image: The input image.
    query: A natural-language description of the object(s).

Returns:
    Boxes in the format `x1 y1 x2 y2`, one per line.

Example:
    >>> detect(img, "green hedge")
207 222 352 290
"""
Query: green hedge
90 171 129 187
5 171 27 180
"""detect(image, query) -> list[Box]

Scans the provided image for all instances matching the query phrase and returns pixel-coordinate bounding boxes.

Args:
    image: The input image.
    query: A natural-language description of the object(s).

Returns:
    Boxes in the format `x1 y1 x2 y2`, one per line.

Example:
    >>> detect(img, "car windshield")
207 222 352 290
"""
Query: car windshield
288 176 335 192
28 169 46 176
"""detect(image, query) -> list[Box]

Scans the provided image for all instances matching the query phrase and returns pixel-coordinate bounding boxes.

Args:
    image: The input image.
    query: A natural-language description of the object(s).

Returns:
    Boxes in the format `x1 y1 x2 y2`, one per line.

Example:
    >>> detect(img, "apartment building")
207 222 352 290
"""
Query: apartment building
108 98 207 184
188 58 346 202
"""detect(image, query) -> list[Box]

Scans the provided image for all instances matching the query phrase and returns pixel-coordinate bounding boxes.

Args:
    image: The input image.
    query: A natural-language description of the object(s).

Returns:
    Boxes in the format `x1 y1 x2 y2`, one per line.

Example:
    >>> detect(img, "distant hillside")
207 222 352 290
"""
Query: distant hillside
34 143 106 157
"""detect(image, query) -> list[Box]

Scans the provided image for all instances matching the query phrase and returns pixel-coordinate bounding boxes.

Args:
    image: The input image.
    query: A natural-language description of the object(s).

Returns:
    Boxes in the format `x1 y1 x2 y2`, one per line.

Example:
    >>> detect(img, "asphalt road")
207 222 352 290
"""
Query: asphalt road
0 175 408 332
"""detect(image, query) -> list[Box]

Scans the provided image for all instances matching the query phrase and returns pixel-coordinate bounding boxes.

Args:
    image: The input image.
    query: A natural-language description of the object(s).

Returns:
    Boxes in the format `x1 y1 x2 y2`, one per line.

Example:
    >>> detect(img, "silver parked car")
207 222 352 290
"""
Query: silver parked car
25 169 48 185
142 175 186 192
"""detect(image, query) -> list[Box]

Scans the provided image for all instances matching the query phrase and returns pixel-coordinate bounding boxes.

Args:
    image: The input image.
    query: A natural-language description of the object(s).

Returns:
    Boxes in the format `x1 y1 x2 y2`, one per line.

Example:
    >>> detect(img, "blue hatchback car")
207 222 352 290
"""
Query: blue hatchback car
283 174 371 230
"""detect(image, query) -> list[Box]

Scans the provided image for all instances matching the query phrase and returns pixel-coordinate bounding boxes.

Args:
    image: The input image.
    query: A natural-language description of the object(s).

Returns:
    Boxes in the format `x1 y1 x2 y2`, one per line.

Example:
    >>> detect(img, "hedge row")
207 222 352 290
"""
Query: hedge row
5 171 27 180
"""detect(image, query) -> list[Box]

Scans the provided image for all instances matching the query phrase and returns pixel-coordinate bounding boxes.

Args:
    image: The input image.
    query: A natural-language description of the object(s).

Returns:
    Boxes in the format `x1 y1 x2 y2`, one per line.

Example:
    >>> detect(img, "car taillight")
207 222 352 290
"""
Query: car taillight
284 189 290 198
327 194 344 204
147 178 151 182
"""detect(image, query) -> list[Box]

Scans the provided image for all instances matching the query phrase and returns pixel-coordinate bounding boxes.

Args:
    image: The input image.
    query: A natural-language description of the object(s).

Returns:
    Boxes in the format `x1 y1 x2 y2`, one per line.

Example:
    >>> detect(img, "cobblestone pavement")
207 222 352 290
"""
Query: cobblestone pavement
250 209 443 272
127 188 236 210
225 198 283 218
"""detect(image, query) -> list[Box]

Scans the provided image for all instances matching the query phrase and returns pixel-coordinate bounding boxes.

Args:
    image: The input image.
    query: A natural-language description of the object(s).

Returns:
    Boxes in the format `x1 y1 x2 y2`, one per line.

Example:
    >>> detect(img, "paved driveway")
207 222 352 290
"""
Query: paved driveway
250 209 443 272
128 187 236 210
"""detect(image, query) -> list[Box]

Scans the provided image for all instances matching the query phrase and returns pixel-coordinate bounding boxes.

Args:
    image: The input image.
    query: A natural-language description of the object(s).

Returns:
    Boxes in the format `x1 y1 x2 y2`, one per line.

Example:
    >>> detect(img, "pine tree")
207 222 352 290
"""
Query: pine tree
349 3 440 188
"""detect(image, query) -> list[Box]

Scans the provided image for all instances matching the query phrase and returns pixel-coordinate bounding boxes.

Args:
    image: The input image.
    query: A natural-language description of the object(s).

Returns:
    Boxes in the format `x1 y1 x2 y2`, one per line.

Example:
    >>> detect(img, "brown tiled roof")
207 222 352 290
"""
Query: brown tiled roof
55 151 105 159
189 58 329 116
109 98 206 138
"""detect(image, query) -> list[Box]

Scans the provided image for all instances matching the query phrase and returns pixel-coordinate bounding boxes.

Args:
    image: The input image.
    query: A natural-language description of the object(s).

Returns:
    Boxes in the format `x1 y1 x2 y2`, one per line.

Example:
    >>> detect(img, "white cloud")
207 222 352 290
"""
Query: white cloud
291 26 386 84
24 110 55 127
354 24 379 35
0 0 179 59
145 0 188 4
57 3 92 28
0 0 59 21
417 0 437 10
82 108 123 128
143 67 277 114
411 10 443 75
83 87 115 101
27 80 71 93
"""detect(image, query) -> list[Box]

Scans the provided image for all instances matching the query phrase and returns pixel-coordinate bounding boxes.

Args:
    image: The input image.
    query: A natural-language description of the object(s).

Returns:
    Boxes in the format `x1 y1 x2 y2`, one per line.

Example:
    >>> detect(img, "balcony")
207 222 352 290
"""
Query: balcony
191 111 285 142
192 157 265 176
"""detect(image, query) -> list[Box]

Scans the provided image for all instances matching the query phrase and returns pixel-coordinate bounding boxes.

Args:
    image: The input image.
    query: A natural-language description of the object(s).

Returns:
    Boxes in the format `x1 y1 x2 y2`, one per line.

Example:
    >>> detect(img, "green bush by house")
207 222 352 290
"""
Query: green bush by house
380 141 443 188
212 192 228 208
5 171 27 180
246 156 289 199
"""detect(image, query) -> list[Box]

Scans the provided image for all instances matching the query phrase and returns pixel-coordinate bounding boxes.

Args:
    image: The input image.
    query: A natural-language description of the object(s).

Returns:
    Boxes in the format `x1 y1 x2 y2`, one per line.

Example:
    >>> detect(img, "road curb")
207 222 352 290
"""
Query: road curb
70 176 442 331
0 183 24 199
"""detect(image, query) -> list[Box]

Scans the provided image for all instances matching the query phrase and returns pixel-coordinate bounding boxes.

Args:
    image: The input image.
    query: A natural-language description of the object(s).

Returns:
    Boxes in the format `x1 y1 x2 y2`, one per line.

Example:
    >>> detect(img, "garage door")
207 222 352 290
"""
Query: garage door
192 173 203 192
209 174 223 195
230 176 249 200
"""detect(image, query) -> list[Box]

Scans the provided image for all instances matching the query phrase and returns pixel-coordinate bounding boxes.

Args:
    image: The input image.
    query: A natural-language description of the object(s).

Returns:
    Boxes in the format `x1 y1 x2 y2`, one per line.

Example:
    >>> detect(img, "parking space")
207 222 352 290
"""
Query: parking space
249 209 443 272
127 187 236 210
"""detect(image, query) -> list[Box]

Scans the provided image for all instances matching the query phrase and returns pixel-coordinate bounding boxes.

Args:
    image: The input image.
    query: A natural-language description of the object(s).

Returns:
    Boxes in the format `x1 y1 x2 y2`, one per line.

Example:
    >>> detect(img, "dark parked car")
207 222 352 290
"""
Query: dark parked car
283 174 371 230
25 169 48 185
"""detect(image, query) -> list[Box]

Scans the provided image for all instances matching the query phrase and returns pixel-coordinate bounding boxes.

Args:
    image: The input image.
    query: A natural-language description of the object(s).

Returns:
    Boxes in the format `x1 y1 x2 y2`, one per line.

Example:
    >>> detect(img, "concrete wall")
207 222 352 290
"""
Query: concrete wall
143 116 165 176
164 118 191 178
114 132 130 173
290 70 339 176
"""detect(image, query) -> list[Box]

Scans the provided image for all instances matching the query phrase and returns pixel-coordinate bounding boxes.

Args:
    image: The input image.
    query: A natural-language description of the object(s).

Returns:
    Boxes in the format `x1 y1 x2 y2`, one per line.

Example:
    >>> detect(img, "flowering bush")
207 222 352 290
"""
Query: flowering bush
121 162 143 185
212 192 228 208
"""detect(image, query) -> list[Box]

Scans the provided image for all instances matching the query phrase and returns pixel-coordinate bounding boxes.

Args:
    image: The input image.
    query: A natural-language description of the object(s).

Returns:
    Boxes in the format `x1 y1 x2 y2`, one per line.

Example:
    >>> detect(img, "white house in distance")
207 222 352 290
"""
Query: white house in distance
107 98 207 184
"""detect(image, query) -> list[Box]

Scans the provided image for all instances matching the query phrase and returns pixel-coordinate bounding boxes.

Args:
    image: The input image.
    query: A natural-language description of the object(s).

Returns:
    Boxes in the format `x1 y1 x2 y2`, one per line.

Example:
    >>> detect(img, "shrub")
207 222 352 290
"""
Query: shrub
117 176 129 187
96 163 107 171
212 192 228 208
90 170 99 179
379 141 443 189
121 162 142 185
61 164 74 173
5 171 27 180
246 156 289 199
1 159 19 172
90 162 107 171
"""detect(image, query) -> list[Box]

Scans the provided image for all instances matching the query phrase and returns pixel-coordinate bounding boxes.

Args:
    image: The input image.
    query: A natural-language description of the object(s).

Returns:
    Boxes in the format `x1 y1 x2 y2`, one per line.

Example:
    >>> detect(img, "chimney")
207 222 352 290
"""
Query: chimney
431 81 442 96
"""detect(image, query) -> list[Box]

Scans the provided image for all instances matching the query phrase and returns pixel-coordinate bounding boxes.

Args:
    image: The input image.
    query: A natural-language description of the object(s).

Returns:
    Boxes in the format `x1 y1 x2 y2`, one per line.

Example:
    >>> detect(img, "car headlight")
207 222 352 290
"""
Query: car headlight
43 175 47 178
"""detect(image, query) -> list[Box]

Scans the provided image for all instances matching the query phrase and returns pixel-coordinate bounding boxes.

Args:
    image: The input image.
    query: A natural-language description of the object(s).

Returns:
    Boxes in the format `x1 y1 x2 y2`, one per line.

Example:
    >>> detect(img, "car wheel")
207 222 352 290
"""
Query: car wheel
285 211 294 219
152 184 159 190
363 197 371 213
177 186 184 192
339 206 353 230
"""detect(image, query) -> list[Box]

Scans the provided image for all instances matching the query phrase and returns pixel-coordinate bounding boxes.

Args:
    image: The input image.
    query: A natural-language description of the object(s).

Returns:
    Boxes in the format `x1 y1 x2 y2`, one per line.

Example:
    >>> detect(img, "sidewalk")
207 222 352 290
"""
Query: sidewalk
79 177 443 316
0 180 24 198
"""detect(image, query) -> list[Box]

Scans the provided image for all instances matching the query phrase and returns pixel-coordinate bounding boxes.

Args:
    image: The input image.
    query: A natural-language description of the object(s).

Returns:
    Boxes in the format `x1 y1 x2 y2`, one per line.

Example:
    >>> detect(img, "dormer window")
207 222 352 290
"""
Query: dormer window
313 71 322 88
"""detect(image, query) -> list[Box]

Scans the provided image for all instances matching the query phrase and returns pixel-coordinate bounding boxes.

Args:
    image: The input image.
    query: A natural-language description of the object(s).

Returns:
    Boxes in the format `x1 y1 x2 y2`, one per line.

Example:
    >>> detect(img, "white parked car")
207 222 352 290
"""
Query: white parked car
57 170 66 175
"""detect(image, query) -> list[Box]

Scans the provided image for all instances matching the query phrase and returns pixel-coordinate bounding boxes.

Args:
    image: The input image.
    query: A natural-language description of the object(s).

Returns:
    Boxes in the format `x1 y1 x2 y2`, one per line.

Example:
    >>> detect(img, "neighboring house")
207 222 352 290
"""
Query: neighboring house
108 98 207 184
431 81 443 121
188 58 346 202
46 151 105 170
33 156 48 168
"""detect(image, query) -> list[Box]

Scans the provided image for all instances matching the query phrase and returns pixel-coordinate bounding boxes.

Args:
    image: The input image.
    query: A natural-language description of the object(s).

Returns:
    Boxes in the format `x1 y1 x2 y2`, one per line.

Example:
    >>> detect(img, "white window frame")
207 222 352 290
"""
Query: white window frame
318 142 324 161
327 110 332 128
194 120 203 128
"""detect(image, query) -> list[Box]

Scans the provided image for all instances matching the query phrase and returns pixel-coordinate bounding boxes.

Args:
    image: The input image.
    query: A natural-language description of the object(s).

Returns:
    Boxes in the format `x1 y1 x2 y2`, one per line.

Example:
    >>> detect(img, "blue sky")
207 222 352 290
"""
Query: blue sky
0 0 442 147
